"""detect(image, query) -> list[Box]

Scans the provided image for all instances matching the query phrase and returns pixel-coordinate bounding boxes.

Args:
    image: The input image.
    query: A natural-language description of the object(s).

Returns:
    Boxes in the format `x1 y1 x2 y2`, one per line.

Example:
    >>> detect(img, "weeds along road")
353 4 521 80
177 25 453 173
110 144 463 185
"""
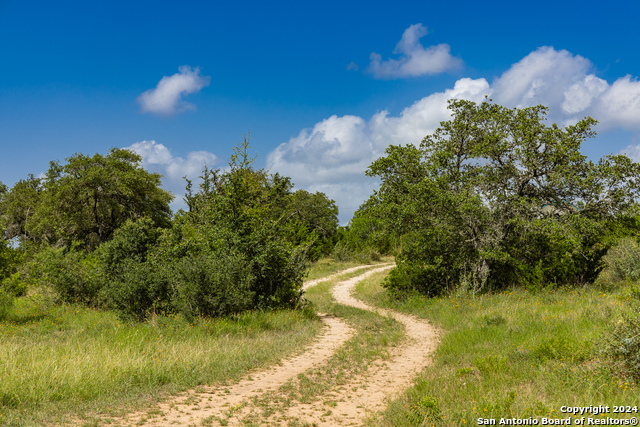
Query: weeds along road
114 264 439 426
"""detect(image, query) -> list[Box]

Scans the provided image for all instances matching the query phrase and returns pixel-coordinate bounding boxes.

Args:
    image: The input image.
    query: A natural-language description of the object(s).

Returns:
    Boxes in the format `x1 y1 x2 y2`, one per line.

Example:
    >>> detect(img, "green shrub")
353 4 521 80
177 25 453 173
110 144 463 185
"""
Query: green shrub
171 252 254 319
1 273 27 297
604 313 640 380
597 237 640 287
331 241 354 261
97 217 161 274
101 258 170 321
25 246 103 305
96 218 172 320
384 261 448 298
603 287 640 380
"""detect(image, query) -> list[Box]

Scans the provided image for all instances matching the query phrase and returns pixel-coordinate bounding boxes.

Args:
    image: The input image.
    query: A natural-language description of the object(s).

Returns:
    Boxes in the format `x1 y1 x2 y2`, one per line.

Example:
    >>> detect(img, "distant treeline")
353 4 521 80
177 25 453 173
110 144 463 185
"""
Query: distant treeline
4 99 640 320
0 138 349 320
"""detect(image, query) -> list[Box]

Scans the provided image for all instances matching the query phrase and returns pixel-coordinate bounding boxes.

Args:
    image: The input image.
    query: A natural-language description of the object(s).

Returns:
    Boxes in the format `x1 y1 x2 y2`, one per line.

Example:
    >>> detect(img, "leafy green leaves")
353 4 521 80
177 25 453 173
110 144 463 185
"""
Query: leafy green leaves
364 99 640 295
1 149 173 251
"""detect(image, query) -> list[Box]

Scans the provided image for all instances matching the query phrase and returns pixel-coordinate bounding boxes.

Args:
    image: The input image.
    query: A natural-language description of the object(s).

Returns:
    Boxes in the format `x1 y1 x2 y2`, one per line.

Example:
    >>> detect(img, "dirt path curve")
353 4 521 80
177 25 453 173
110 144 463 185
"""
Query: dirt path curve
302 263 392 290
114 264 388 426
280 265 439 426
114 263 439 426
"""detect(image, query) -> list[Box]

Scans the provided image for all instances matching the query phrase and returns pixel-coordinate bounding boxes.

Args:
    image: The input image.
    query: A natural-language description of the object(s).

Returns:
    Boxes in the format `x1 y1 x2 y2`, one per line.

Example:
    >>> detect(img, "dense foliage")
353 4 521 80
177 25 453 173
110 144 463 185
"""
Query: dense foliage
363 99 640 296
1 149 173 251
1 140 339 320
99 142 313 319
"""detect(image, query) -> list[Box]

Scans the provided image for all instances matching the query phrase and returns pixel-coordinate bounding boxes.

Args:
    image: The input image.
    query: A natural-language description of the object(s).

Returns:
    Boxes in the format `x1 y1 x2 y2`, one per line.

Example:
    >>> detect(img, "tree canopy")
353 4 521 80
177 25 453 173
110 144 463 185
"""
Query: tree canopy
364 99 640 295
1 148 173 251
98 139 327 319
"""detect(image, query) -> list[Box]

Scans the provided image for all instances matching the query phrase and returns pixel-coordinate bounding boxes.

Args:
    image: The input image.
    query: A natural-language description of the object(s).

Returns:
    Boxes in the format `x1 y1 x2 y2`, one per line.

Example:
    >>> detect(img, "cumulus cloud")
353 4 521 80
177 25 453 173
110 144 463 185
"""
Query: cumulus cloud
125 140 218 210
267 78 490 223
619 142 640 163
492 47 593 110
367 24 462 79
595 75 640 129
269 45 640 223
137 66 210 115
492 47 640 129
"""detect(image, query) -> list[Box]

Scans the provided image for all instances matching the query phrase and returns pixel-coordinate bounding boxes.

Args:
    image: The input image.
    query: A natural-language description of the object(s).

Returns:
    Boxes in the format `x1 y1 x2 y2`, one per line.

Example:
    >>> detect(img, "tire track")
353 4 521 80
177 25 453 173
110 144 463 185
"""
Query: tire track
283 265 439 426
111 266 376 426
110 263 438 426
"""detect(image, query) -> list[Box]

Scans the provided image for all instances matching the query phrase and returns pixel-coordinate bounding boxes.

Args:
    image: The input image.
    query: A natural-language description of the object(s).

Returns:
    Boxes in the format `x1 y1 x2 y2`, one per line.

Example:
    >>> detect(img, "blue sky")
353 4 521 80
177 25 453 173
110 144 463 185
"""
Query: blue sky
2 0 640 223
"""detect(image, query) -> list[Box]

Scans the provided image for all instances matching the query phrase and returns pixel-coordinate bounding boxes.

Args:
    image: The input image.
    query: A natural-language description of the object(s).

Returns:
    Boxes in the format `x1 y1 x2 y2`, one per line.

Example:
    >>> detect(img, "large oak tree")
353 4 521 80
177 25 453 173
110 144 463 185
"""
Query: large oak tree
364 99 640 295
1 148 172 250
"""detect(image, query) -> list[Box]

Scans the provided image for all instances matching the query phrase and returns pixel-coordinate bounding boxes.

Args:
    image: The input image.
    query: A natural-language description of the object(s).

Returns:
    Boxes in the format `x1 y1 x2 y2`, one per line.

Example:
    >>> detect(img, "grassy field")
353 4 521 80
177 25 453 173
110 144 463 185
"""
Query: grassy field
355 278 640 426
0 259 365 426
5 257 634 426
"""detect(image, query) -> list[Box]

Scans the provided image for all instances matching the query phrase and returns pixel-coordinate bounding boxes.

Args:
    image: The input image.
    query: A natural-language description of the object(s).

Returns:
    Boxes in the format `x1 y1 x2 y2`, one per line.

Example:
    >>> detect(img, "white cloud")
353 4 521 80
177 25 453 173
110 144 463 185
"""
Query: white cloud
367 24 462 79
492 47 592 110
267 78 490 223
137 66 210 115
270 45 640 224
594 75 640 129
125 140 218 210
491 47 640 129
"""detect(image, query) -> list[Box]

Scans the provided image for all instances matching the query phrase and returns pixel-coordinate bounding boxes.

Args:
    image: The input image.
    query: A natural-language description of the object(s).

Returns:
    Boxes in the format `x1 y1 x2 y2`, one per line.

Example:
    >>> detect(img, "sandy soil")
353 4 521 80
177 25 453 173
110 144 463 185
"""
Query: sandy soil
114 313 354 426
110 264 439 426
279 265 439 426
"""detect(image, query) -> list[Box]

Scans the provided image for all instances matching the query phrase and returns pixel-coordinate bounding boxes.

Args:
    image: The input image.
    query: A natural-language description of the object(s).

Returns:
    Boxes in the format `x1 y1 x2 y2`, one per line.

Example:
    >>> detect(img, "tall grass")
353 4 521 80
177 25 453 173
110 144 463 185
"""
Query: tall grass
0 293 320 426
355 281 638 426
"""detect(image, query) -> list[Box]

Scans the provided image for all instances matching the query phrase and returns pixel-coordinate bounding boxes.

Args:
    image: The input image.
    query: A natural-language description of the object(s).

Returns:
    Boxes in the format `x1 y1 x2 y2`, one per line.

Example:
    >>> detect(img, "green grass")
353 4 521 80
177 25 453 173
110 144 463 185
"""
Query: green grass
0 258 386 426
355 280 639 426
0 294 321 426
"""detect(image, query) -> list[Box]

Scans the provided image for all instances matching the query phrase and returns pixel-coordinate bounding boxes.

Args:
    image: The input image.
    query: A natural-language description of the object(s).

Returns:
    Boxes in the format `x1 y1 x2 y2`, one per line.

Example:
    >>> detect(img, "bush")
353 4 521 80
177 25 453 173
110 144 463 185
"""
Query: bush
603 288 640 380
24 246 103 305
384 261 446 298
100 258 170 321
18 141 315 322
596 238 640 288
171 252 254 319
1 273 27 297
97 217 161 275
330 241 354 262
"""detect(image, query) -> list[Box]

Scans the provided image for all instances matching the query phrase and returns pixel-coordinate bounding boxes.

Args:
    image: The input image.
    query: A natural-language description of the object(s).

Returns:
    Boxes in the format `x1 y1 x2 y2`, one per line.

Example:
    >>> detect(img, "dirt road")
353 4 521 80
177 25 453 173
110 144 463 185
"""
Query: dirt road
116 264 439 426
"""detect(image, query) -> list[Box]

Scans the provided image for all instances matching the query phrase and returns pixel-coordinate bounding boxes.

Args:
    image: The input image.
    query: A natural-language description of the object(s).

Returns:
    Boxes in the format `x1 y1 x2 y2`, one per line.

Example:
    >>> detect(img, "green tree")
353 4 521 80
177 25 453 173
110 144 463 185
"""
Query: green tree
0 175 42 246
180 138 308 311
2 149 173 250
101 137 312 320
288 189 339 258
365 99 640 296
